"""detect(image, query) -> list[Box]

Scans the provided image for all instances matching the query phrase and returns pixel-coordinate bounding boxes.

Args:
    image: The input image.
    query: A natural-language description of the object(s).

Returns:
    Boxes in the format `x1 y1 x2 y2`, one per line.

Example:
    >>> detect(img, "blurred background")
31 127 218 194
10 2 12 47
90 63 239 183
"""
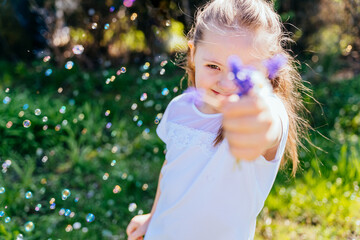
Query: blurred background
0 0 359 239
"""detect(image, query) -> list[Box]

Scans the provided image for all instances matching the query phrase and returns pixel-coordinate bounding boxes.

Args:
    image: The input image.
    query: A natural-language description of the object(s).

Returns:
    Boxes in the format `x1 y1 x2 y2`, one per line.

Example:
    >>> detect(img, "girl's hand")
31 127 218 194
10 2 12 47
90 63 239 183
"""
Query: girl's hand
126 213 152 240
220 93 281 161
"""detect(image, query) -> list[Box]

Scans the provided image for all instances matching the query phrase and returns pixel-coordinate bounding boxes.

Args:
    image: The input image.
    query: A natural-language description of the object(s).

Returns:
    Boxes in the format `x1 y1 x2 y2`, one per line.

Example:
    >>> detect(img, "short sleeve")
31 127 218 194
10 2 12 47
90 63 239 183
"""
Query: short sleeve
270 94 289 162
252 94 289 203
257 94 289 164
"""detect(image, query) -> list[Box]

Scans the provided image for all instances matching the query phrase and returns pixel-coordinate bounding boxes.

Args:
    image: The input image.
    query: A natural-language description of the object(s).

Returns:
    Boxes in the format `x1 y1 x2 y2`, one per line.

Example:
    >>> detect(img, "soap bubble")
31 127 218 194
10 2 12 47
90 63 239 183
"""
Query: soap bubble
65 61 74 70
142 62 150 70
131 103 138 110
55 124 61 131
65 209 71 217
73 222 81 229
45 69 52 76
140 93 148 101
121 67 126 73
128 203 137 212
3 96 11 104
34 109 41 116
161 88 169 96
62 189 71 199
59 208 65 215
25 191 33 199
24 221 35 232
91 23 98 29
111 160 116 166
86 213 95 222
104 23 110 29
43 56 51 62
72 45 84 55
65 224 73 232
0 211 4 217
0 187 5 194
23 120 31 128
59 106 66 114
41 156 49 163
23 104 29 110
142 72 150 80
137 120 143 127
4 217 11 223
42 116 48 122
16 234 24 240
35 204 42 211
160 60 168 67
160 68 165 75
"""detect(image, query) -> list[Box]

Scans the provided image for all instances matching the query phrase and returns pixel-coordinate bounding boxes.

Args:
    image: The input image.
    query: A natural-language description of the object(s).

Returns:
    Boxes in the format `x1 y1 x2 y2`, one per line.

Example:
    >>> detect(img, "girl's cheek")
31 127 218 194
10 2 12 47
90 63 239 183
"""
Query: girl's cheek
196 72 216 88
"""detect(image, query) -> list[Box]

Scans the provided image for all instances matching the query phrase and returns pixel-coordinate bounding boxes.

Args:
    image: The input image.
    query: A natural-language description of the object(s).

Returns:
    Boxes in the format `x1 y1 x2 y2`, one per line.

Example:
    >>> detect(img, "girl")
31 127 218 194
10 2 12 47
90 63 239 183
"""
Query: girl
127 0 309 239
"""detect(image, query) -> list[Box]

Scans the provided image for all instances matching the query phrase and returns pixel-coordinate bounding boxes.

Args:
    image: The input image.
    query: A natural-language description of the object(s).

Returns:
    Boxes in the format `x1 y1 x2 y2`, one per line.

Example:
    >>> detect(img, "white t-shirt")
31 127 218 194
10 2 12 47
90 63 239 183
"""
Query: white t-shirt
144 92 289 240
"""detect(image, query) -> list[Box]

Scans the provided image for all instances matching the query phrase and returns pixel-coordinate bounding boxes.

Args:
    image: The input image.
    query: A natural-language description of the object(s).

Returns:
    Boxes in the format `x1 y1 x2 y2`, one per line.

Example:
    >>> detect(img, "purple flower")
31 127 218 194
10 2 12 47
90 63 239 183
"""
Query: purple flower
183 87 205 106
263 54 287 80
228 55 254 97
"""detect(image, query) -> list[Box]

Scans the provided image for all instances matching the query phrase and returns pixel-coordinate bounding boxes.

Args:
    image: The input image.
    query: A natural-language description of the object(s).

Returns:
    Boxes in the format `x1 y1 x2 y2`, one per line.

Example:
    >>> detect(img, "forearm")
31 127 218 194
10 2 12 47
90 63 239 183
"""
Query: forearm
150 159 167 215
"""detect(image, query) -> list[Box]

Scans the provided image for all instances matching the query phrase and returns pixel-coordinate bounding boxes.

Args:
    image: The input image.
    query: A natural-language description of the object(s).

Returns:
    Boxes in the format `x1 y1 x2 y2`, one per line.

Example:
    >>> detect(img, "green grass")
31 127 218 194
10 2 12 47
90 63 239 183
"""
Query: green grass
0 60 359 239
256 142 360 239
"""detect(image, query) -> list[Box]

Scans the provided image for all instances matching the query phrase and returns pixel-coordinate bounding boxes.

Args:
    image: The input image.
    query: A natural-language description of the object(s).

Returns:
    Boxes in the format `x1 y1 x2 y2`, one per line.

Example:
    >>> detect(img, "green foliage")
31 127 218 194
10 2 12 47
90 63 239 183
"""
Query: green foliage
0 59 359 238
0 60 182 239
256 144 360 239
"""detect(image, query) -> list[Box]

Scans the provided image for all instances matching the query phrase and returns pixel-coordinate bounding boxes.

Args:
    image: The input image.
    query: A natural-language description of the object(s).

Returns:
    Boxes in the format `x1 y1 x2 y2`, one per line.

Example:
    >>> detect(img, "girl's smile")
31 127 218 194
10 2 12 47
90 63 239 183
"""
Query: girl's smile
189 28 268 114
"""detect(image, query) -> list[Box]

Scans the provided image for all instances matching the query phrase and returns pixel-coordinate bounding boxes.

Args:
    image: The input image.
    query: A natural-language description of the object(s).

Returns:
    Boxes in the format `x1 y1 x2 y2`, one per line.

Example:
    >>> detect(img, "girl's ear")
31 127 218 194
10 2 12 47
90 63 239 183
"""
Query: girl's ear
188 40 195 63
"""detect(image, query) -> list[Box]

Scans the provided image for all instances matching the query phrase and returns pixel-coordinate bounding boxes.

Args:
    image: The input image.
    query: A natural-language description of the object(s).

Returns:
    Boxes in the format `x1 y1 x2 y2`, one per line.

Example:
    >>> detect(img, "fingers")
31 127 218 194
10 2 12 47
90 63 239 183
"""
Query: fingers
126 221 137 236
223 114 271 133
224 131 267 147
221 95 266 117
128 228 145 240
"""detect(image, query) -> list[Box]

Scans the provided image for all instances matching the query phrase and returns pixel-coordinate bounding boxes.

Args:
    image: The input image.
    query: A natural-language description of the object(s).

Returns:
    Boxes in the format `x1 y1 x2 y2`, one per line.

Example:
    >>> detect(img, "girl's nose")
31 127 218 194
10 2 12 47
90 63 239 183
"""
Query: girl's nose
217 75 238 93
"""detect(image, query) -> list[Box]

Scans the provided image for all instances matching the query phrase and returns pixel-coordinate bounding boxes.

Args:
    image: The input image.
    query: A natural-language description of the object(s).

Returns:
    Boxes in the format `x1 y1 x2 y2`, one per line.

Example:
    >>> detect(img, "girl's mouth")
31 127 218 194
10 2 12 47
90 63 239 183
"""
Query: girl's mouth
211 90 220 95
211 89 232 96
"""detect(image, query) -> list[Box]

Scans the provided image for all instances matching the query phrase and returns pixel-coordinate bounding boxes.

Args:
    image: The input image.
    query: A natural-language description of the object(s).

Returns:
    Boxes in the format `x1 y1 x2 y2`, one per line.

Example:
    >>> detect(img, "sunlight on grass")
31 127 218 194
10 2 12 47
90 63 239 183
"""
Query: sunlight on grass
256 142 360 239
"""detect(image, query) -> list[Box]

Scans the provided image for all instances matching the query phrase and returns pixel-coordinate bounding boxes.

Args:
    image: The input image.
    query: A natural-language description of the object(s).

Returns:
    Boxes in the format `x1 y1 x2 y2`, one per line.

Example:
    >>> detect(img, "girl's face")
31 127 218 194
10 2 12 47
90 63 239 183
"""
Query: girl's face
189 28 268 114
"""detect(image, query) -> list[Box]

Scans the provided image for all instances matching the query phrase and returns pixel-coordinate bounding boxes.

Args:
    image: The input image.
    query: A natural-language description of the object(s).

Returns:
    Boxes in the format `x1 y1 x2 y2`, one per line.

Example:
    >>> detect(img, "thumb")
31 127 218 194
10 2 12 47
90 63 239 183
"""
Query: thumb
215 94 240 113
212 94 230 113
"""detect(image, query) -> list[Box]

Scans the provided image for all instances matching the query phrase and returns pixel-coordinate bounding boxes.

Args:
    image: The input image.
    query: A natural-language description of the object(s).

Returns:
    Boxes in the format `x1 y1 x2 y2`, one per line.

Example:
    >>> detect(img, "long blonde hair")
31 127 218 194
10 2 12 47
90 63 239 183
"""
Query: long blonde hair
181 0 311 177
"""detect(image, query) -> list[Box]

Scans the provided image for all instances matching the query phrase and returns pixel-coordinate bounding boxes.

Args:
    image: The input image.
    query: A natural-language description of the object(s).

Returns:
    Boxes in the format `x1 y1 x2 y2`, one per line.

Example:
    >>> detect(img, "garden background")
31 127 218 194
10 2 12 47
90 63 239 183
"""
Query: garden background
0 0 359 239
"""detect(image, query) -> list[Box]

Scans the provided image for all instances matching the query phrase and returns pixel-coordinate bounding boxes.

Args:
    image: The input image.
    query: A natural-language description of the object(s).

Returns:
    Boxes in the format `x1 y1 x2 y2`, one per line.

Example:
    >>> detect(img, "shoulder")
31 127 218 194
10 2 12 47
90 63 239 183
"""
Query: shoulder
264 93 288 121
171 92 192 104
165 92 192 110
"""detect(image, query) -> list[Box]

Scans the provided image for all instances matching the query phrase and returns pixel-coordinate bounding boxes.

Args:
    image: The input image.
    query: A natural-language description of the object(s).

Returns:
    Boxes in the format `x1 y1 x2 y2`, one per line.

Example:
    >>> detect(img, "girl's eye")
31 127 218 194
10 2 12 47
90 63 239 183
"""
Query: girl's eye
206 64 220 70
